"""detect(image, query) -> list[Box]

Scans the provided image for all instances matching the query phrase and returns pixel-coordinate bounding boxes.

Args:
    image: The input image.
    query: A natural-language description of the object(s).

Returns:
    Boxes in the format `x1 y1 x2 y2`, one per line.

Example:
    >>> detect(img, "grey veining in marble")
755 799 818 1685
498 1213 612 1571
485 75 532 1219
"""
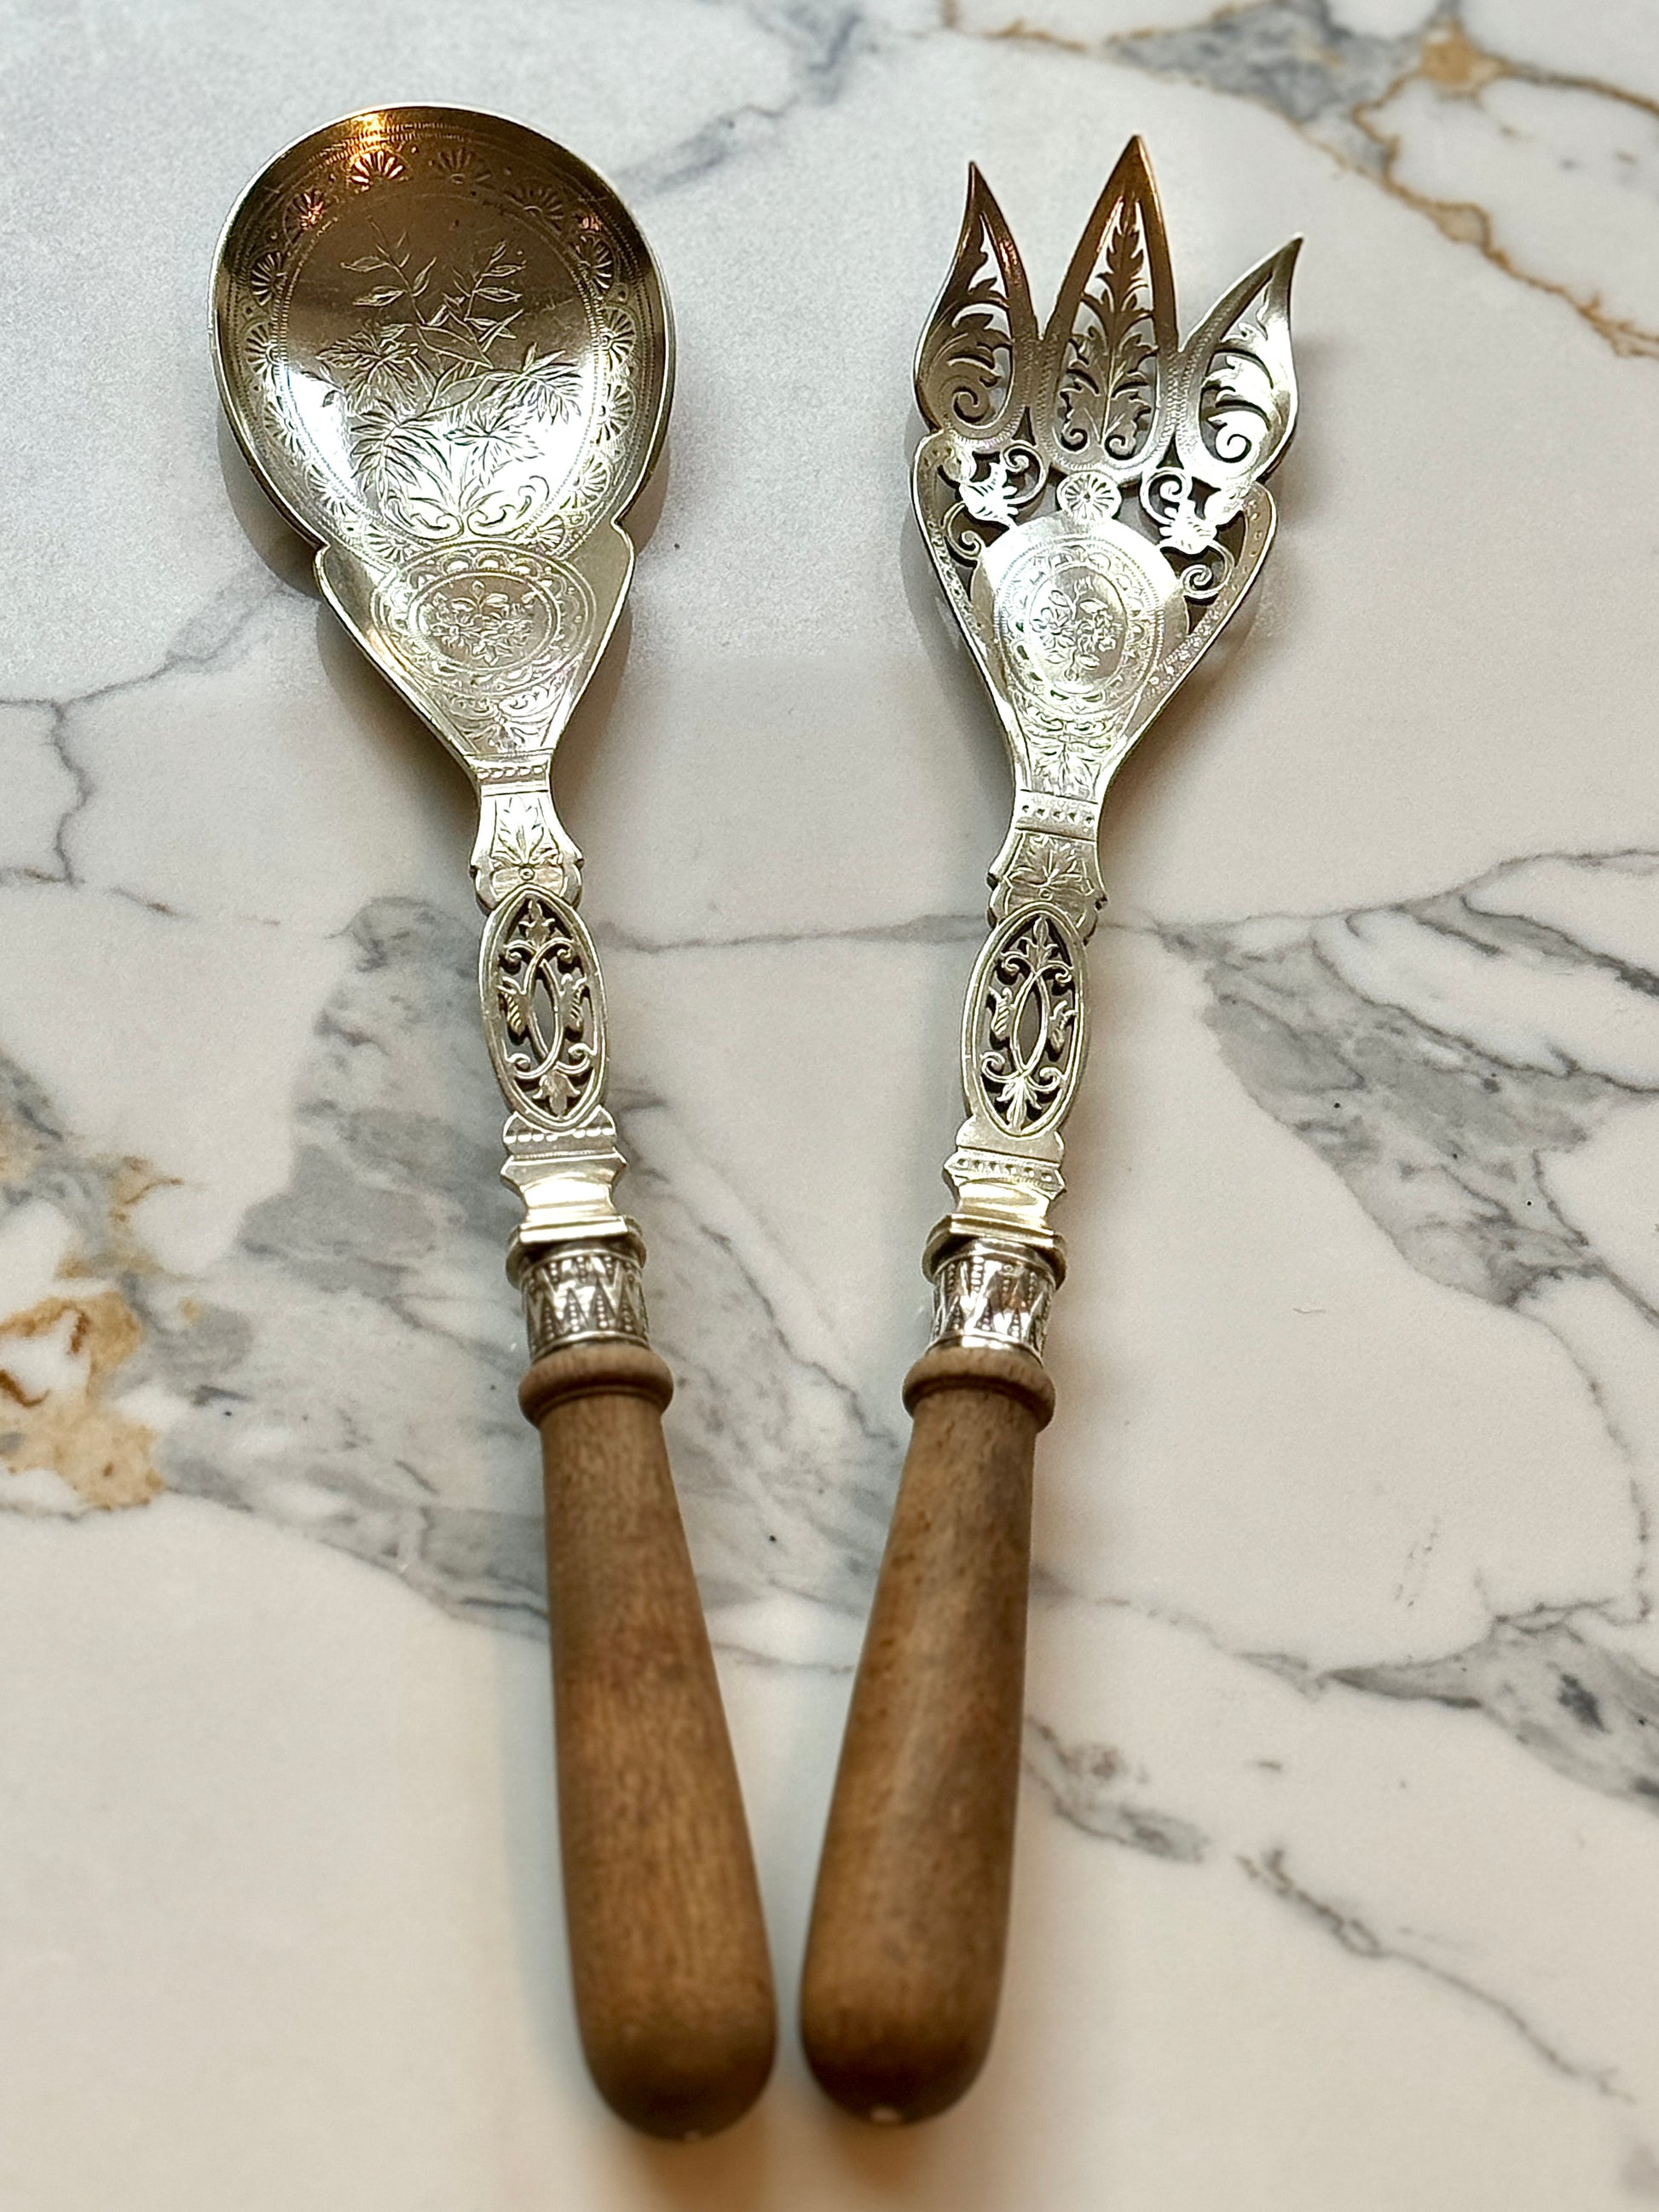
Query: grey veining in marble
1113 0 1431 170
1332 1614 1659 1811
0 897 899 1626
1025 1715 1209 1863
9 2 1659 2198
1240 1842 1626 2093
1163 854 1659 1318
15 846 1659 1835
957 0 1659 359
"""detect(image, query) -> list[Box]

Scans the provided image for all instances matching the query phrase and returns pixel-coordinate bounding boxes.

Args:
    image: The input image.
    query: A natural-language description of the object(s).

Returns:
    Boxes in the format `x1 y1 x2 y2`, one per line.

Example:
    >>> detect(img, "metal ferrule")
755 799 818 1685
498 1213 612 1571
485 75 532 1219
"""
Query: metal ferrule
513 1237 650 1359
928 1237 1058 1358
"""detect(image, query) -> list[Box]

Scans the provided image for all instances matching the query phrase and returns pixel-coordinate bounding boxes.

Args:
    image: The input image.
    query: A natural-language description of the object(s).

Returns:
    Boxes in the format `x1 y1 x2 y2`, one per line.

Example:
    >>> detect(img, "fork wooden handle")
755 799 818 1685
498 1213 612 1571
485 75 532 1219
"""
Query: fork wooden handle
800 1341 1054 2123
521 1340 776 2139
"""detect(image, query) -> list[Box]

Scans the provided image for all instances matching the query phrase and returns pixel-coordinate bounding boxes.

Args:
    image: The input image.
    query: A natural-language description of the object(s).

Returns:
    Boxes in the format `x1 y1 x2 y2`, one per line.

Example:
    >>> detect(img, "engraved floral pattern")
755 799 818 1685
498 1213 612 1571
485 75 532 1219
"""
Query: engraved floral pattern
246 250 285 304
992 535 1160 749
223 120 666 569
1057 468 1122 523
594 307 637 365
916 139 1296 1275
914 136 1298 660
488 812 564 887
217 116 668 1286
420 576 545 666
1003 830 1101 910
348 145 405 190
285 188 327 235
310 227 592 541
1027 734 1102 800
566 218 614 293
1024 573 1124 685
380 544 593 750
1044 175 1173 476
431 144 483 188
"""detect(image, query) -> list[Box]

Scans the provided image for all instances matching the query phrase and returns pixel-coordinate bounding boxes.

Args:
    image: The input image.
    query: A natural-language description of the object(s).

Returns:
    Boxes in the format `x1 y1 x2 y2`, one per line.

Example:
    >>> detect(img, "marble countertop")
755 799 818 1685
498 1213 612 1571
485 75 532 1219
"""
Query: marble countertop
6 1 1659 2203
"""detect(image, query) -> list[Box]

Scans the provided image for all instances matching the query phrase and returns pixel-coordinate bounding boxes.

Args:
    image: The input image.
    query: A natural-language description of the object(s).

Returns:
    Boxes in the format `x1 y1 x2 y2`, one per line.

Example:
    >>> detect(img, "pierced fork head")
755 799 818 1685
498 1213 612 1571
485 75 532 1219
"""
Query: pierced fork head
912 138 1300 935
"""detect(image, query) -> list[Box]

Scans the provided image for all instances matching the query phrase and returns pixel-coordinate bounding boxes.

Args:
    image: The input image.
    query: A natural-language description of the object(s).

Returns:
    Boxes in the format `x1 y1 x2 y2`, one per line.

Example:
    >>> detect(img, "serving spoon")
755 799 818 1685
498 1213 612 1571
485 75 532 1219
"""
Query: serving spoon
213 107 774 2138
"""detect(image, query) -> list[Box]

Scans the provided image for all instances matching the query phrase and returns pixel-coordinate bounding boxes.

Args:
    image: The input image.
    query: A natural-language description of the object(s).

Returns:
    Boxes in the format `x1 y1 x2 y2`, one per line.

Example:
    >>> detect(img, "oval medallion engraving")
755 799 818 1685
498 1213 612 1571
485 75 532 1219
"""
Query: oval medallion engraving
414 563 558 669
1018 556 1130 689
375 542 595 748
993 531 1160 728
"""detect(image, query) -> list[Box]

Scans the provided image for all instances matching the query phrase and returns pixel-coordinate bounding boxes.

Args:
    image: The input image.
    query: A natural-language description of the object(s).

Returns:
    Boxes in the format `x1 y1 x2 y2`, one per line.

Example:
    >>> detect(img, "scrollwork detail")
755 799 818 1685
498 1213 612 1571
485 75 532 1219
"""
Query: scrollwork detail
1172 243 1300 503
915 166 1038 449
956 441 1046 527
1035 137 1176 482
481 887 606 1131
915 146 1298 1284
967 908 1087 1139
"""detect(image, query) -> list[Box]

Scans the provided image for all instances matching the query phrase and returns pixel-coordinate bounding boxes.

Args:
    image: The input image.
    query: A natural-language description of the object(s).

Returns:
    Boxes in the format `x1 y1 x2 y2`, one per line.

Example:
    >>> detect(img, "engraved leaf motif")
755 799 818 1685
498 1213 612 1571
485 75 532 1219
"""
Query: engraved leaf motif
318 227 592 537
915 165 1038 449
1173 239 1301 505
500 967 540 1039
491 817 561 881
517 348 586 412
1035 136 1176 480
320 325 426 408
1010 835 1097 901
1028 734 1099 799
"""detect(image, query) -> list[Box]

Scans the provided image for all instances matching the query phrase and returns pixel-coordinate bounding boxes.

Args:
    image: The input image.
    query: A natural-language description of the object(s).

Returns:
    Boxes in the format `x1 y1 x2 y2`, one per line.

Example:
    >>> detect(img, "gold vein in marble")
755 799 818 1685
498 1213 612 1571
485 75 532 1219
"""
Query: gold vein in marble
0 1116 171 1512
1356 24 1659 361
945 1 1659 362
0 1290 160 1510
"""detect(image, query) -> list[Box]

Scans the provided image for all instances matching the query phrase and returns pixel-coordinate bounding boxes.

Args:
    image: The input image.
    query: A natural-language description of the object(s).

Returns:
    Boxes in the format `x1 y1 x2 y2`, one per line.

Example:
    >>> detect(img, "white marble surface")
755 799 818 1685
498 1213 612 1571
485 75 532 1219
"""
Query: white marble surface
4 1 1659 2203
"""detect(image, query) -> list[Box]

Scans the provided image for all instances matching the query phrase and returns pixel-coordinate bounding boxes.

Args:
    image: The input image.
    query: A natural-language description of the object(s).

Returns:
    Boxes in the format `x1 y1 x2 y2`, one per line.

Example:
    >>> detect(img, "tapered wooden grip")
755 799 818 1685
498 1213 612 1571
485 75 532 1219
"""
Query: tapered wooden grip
801 1341 1055 2123
520 1339 775 2138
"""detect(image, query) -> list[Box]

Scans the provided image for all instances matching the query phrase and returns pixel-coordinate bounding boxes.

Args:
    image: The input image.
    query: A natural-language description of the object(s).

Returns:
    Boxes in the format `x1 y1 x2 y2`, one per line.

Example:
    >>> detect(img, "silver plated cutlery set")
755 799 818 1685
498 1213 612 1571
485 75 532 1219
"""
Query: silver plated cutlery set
212 106 1299 2136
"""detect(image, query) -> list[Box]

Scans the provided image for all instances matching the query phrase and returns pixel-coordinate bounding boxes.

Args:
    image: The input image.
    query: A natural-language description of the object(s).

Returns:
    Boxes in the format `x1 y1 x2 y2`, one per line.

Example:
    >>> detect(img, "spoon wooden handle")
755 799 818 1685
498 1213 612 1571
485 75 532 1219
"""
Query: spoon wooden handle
800 1341 1054 2123
520 1339 776 2139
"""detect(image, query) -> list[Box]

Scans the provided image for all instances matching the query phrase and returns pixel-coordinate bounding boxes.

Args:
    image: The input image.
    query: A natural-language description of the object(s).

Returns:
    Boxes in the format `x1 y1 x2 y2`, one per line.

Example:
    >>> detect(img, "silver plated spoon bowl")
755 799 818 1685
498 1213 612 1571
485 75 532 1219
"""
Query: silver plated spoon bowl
215 105 669 909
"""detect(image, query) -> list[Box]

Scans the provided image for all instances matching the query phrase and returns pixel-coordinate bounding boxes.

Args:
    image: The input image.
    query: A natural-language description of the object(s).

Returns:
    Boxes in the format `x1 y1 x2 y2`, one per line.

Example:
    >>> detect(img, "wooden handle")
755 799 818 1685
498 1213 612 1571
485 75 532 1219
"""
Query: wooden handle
521 1339 776 2138
800 1341 1055 2123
